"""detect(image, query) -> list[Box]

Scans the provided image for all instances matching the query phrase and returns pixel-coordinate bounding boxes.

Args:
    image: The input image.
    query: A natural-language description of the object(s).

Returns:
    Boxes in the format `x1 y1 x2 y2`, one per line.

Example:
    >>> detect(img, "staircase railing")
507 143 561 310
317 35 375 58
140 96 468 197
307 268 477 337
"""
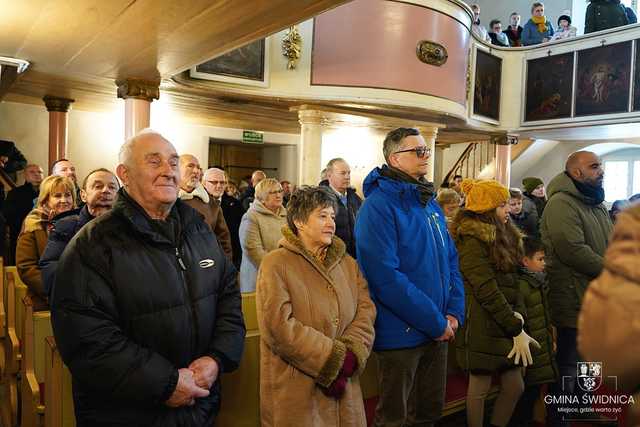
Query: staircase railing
442 140 495 185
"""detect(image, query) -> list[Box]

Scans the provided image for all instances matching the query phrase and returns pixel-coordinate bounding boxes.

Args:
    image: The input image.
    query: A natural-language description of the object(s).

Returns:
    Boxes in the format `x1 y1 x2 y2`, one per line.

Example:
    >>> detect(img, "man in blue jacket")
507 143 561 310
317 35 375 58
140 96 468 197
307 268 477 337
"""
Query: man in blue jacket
355 127 465 427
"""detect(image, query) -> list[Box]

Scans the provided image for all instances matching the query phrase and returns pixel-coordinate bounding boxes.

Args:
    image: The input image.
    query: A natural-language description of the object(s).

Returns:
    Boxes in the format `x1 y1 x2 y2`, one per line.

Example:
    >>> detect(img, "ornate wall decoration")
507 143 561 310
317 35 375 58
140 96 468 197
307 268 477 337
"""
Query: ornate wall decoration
416 40 448 66
282 26 302 70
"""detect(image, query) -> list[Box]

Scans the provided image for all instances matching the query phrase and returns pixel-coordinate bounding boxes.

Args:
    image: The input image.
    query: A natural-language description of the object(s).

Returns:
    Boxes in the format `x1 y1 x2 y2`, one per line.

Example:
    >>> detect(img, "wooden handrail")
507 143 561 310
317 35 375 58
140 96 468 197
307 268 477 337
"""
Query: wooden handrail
0 168 17 191
442 142 478 186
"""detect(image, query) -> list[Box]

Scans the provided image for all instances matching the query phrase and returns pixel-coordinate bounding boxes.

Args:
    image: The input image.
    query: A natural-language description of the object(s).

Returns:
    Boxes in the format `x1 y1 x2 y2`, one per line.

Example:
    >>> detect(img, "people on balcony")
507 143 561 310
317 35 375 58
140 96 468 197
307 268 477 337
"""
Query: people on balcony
550 14 577 41
585 0 630 34
470 4 491 42
504 12 524 47
256 186 376 427
522 2 554 46
489 20 510 47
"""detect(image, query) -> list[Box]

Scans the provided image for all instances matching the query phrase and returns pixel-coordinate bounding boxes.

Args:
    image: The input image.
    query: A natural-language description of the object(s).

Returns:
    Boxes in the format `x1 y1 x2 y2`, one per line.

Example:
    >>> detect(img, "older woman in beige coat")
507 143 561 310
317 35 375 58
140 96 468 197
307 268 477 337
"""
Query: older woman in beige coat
239 178 287 292
256 186 376 427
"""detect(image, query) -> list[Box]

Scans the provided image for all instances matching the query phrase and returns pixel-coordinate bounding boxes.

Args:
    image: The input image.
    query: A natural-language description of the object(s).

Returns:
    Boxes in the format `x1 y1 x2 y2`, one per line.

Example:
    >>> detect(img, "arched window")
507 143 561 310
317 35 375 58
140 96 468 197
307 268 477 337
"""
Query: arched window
602 148 640 202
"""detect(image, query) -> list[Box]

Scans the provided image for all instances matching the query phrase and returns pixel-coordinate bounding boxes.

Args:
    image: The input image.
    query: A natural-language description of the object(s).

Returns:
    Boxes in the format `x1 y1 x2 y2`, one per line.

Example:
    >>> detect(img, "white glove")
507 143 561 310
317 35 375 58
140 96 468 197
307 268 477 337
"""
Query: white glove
507 312 541 367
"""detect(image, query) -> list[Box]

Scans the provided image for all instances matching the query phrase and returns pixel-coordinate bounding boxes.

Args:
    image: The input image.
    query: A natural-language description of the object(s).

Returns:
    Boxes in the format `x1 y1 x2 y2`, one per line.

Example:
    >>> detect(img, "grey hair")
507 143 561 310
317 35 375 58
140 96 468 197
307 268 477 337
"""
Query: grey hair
382 127 420 163
325 158 347 174
118 128 171 166
286 186 339 235
255 178 282 202
203 167 226 179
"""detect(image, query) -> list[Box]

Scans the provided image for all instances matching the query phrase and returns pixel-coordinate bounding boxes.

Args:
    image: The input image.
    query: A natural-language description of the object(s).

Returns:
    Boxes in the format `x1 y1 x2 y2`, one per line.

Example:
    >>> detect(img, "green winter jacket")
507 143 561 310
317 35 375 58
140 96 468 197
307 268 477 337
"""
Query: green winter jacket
540 172 612 329
585 0 629 34
517 270 558 386
453 216 525 374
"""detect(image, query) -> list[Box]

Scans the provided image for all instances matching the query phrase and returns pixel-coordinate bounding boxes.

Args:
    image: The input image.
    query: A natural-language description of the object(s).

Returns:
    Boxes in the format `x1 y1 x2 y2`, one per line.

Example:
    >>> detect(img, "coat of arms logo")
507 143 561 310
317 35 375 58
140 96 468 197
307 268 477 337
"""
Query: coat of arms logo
577 362 603 392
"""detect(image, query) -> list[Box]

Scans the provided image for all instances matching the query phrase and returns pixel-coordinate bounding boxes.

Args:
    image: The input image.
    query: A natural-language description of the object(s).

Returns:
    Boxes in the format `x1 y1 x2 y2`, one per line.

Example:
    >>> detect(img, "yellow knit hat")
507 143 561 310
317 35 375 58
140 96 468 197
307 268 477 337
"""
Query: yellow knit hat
461 179 510 213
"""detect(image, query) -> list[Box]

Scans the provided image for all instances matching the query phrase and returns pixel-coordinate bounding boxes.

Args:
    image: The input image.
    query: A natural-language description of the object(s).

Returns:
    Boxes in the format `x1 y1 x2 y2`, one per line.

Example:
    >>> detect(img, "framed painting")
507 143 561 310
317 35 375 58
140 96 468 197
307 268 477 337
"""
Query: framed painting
633 39 640 111
525 53 574 122
575 41 632 116
190 38 270 87
473 50 502 121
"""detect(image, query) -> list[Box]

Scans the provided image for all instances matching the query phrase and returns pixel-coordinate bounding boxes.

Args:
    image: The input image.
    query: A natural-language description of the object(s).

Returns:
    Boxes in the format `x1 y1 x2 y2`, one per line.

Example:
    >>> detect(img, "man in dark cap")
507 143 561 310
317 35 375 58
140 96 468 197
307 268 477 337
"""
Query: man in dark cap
522 176 547 217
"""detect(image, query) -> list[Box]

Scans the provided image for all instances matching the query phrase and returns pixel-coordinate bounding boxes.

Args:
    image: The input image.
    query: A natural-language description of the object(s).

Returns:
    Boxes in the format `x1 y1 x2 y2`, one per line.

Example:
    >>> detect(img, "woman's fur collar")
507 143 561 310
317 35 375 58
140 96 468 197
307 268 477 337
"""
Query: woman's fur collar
451 215 496 243
22 209 49 233
280 226 346 271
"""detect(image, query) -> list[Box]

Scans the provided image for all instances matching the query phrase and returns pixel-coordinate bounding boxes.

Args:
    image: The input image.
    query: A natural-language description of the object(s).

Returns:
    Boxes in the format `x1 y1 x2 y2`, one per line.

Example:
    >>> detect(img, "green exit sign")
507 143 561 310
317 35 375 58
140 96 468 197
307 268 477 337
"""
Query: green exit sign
243 130 264 144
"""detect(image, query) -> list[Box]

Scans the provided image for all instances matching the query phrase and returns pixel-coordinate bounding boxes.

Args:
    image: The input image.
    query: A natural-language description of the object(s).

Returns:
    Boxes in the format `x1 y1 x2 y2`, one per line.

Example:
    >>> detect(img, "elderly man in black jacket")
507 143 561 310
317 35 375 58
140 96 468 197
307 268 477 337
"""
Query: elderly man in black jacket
51 129 245 427
320 158 362 258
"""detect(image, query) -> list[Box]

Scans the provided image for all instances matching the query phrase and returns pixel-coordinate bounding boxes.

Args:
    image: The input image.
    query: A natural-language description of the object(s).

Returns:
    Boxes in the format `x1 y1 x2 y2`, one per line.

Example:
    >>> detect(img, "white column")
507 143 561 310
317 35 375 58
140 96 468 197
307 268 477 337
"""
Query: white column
297 110 324 186
495 144 512 187
116 79 159 139
417 126 438 182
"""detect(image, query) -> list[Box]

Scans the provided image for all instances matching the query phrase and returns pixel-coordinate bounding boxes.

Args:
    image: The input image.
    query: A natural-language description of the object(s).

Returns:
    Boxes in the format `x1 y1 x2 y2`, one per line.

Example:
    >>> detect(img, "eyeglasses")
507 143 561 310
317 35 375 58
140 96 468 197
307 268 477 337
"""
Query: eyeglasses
393 146 432 158
268 189 284 195
206 180 227 186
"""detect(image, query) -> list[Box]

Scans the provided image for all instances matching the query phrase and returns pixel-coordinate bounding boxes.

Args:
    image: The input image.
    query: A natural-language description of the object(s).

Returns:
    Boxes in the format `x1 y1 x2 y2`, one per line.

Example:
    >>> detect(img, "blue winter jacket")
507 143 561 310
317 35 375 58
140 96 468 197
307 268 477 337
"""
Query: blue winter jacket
522 19 554 45
355 167 465 351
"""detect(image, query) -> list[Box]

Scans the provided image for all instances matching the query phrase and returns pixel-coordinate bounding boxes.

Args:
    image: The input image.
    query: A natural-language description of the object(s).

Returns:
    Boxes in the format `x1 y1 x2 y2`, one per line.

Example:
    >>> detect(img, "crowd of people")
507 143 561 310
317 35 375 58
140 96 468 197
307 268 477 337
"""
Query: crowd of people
471 1 637 48
0 127 639 426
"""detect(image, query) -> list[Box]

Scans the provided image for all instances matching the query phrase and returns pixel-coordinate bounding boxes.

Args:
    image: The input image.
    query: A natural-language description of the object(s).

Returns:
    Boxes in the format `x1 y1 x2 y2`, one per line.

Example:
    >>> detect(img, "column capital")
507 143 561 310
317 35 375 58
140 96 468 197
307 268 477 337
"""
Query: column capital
416 126 439 141
116 78 160 101
298 109 325 126
43 96 74 112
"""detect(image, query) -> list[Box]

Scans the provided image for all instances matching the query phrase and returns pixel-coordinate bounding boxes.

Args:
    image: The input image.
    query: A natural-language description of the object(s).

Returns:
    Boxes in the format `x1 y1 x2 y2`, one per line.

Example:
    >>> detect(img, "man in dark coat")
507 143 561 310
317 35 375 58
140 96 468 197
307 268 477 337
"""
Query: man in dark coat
204 167 244 269
3 164 43 264
320 158 362 259
585 0 629 33
40 168 119 298
540 151 612 424
240 170 265 211
51 130 245 427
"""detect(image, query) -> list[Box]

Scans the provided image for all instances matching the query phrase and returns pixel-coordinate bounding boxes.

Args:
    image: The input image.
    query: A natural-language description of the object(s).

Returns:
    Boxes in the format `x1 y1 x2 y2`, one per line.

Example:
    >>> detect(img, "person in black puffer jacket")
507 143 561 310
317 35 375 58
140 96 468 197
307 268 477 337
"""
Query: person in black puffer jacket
51 130 245 427
585 0 629 33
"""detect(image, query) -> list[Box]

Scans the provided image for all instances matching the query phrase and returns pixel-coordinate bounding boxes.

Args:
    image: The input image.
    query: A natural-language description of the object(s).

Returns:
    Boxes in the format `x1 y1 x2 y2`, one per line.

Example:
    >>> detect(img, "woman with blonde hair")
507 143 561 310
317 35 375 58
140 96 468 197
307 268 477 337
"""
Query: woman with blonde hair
522 2 554 45
16 174 76 309
239 178 287 292
256 186 376 426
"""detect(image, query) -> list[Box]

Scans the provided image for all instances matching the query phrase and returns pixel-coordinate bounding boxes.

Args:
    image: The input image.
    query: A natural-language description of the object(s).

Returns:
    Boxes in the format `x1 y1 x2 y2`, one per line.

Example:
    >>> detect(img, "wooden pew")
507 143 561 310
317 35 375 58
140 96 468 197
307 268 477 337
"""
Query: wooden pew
22 295 53 427
0 257 5 339
1 267 27 426
216 292 260 426
44 337 75 427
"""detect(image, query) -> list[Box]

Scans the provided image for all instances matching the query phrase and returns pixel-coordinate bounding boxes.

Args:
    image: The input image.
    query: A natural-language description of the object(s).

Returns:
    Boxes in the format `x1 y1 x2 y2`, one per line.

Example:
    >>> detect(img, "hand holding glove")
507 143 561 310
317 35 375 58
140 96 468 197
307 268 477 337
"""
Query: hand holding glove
322 350 358 399
507 312 541 367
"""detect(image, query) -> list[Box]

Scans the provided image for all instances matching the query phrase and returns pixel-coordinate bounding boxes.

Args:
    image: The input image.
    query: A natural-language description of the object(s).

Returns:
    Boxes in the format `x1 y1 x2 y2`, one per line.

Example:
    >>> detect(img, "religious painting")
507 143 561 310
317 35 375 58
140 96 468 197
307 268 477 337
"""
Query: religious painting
633 39 640 111
190 39 269 87
525 53 574 122
575 41 632 116
473 50 502 121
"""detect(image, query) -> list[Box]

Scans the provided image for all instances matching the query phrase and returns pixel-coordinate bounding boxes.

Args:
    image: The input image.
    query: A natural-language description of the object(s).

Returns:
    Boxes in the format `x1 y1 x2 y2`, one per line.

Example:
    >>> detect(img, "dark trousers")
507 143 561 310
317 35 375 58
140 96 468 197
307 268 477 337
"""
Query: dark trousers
547 327 584 427
508 384 541 427
374 341 448 427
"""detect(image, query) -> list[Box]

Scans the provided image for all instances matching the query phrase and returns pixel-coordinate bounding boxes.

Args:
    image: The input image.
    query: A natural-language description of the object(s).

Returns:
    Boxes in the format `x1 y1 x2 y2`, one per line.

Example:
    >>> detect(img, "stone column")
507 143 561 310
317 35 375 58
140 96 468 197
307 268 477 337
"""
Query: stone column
116 79 160 139
43 96 74 173
417 126 439 182
495 143 512 187
297 110 325 186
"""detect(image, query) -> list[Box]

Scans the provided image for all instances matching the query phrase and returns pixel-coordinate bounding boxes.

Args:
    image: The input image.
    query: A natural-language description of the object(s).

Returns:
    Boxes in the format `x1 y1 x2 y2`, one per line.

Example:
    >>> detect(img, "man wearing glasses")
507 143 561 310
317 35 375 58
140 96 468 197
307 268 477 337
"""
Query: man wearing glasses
204 167 244 269
355 127 465 427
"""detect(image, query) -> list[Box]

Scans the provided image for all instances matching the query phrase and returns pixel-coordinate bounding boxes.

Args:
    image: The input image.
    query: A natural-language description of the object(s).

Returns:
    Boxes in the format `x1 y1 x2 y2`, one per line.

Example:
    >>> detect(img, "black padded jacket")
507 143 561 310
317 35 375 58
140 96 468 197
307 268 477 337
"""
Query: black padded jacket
51 189 245 426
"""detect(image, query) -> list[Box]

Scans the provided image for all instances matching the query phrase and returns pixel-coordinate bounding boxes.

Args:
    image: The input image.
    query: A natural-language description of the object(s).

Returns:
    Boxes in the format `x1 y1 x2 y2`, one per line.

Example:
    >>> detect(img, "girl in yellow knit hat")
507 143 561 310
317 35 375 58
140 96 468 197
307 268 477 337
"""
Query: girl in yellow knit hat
451 179 540 427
